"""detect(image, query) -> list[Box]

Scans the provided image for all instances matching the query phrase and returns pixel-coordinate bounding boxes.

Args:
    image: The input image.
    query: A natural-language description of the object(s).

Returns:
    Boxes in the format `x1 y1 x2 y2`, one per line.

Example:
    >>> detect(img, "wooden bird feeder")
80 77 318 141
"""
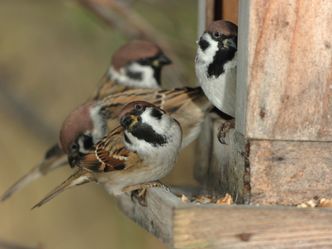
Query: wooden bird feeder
117 1 332 248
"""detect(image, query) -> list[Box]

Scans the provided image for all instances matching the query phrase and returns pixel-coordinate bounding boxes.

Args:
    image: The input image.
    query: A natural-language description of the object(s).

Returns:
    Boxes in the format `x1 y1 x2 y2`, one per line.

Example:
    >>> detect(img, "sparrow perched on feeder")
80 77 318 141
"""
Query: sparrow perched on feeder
0 40 172 202
195 20 237 117
56 87 209 170
32 101 182 208
195 20 237 142
94 39 172 99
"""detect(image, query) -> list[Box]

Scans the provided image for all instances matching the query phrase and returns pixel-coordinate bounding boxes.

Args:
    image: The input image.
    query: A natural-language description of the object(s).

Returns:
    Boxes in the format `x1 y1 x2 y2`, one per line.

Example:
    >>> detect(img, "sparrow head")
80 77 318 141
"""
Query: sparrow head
59 101 107 166
196 20 237 72
119 101 182 157
109 40 172 88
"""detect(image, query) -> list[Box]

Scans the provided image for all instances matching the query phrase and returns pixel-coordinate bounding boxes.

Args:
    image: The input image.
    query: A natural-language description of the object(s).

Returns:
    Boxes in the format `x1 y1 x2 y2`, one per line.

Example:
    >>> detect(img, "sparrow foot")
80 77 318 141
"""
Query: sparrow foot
124 181 169 206
217 119 235 144
130 189 148 206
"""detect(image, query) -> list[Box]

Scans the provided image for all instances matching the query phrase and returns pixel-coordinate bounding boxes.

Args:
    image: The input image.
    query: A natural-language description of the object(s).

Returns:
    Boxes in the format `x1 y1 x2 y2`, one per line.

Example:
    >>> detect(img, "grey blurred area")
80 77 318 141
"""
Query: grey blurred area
0 1 198 249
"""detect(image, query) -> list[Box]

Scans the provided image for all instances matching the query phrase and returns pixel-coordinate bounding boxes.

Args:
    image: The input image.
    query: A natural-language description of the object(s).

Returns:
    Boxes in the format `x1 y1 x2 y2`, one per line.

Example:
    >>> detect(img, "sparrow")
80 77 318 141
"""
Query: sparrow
0 40 172 202
32 101 182 208
94 39 172 99
61 87 211 170
195 20 237 118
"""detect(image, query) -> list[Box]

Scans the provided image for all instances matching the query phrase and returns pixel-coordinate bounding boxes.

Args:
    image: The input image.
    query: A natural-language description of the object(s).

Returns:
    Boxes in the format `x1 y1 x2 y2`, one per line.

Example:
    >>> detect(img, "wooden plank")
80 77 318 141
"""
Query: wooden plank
204 121 249 204
117 188 181 246
194 115 213 184
244 0 332 141
174 205 332 249
249 139 332 205
194 115 249 204
117 188 332 249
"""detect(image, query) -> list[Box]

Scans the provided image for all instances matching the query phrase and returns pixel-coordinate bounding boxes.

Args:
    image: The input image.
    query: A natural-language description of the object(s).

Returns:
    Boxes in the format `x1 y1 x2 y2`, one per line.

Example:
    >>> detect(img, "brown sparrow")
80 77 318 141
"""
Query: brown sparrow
32 101 182 208
0 40 171 202
61 87 211 170
195 20 237 118
94 39 172 99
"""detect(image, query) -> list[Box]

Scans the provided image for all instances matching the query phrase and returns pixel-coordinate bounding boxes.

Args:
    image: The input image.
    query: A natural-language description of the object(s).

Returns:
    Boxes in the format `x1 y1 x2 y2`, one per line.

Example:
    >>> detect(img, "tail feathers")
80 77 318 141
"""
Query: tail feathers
31 170 94 209
1 166 42 202
1 155 68 202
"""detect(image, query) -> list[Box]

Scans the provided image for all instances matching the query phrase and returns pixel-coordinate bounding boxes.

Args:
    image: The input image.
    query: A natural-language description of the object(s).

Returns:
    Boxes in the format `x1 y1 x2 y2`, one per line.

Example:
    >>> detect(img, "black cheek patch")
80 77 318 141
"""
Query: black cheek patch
126 70 143 80
199 38 210 51
131 123 167 147
83 135 93 150
150 108 163 120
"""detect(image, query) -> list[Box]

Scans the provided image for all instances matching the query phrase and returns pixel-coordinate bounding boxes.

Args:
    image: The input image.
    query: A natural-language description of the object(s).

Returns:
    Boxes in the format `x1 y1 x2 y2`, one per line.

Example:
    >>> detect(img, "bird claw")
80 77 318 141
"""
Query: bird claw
217 119 235 144
125 181 169 207
131 188 148 206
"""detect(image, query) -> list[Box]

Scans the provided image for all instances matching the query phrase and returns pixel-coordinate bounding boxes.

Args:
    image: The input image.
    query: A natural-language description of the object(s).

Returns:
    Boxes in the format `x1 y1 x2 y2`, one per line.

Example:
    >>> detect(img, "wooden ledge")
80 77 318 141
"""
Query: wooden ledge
117 188 332 249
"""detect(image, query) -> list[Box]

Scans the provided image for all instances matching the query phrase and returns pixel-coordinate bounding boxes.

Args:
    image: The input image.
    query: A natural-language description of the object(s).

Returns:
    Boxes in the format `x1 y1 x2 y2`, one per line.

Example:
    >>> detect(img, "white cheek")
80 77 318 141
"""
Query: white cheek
89 105 107 143
140 108 171 135
109 64 159 89
196 33 219 65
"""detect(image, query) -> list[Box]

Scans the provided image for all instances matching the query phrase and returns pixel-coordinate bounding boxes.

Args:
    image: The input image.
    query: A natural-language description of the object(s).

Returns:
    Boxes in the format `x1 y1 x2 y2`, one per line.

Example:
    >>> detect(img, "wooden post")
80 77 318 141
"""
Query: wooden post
115 1 332 247
117 188 332 249
196 0 332 205
239 0 332 205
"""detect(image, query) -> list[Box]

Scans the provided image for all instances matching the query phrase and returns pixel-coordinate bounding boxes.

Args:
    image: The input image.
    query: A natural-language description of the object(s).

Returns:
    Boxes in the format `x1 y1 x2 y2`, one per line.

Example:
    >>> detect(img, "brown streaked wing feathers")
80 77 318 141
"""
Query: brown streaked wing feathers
100 87 203 118
78 126 130 172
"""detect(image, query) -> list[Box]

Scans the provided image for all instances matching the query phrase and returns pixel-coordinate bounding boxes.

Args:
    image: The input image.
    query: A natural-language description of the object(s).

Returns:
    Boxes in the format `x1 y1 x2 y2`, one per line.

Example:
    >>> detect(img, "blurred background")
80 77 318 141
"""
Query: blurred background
0 0 199 248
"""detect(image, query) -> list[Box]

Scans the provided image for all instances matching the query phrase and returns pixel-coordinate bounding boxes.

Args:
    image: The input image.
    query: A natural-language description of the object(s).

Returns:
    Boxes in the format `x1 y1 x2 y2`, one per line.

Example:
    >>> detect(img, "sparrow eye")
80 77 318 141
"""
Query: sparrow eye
71 143 78 151
213 32 221 39
138 58 149 64
134 104 144 112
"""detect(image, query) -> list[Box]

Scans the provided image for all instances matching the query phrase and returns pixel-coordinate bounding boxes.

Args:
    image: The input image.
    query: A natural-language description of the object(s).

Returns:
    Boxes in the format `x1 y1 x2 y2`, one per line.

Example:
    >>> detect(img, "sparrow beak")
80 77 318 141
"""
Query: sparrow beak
120 114 140 130
32 169 94 209
223 38 237 49
153 53 172 67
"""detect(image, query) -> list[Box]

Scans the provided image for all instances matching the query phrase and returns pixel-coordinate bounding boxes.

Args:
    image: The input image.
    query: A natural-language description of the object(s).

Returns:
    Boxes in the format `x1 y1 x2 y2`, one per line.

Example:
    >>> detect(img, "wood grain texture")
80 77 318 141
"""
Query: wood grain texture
194 115 213 184
236 0 249 134
206 122 248 204
249 139 332 205
117 188 181 246
174 205 332 249
117 188 332 249
245 0 332 141
194 115 248 204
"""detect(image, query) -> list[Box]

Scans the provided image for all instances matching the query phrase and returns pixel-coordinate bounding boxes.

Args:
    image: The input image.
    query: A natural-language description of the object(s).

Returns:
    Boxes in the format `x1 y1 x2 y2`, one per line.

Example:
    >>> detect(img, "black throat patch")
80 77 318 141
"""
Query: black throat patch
207 47 236 78
130 123 167 147
152 67 162 86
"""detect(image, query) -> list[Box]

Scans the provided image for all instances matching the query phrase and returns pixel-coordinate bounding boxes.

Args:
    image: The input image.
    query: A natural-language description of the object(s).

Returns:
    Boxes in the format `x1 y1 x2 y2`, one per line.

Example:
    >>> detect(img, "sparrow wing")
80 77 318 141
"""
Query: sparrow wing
78 126 131 173
99 87 207 118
